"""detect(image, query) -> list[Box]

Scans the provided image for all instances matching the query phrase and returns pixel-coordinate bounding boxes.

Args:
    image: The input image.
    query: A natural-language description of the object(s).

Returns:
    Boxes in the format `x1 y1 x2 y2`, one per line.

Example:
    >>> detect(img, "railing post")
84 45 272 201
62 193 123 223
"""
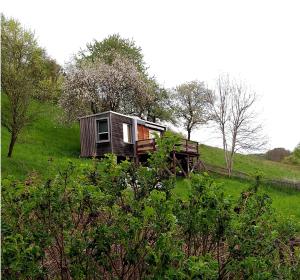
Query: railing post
173 150 176 175
135 140 139 165
187 154 190 175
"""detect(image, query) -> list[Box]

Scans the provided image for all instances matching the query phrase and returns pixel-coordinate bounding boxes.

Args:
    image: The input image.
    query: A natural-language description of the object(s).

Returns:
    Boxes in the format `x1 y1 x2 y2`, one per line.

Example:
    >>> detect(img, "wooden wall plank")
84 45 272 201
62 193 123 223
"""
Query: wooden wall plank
111 113 134 157
80 113 112 157
80 117 97 157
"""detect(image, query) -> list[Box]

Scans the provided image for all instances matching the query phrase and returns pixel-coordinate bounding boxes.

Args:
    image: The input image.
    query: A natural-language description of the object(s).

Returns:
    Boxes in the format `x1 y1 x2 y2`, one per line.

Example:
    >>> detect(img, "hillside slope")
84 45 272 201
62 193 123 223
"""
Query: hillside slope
1 102 84 179
2 101 300 182
2 102 300 229
200 144 300 181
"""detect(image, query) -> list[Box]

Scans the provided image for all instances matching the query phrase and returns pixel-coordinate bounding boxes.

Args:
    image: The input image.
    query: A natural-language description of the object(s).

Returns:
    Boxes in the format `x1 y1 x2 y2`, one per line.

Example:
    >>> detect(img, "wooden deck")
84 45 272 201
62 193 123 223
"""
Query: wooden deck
136 138 199 155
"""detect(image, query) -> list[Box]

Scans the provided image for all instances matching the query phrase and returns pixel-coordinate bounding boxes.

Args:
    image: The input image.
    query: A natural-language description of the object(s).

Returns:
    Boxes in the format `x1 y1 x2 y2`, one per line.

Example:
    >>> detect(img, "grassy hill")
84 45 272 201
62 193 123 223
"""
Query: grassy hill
200 144 300 181
2 100 300 181
2 101 300 230
1 101 85 179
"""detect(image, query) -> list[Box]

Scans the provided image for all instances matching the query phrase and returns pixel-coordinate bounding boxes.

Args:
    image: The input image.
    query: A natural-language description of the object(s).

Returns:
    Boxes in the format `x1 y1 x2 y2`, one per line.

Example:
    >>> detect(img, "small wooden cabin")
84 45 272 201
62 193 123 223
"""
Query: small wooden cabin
79 111 200 175
79 111 167 159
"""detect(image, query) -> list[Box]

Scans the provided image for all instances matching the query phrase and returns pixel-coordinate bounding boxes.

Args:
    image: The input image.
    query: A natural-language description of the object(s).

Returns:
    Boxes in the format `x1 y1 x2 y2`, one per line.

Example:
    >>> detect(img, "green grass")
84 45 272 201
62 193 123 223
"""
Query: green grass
174 177 300 230
3 100 299 182
2 100 300 228
1 101 87 179
200 144 300 181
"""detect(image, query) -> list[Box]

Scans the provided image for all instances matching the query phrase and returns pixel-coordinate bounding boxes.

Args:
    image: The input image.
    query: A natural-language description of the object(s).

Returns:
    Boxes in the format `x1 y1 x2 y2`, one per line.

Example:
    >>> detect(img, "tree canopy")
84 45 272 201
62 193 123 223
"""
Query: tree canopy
283 143 300 165
61 34 172 123
60 55 147 121
172 80 211 140
77 33 146 74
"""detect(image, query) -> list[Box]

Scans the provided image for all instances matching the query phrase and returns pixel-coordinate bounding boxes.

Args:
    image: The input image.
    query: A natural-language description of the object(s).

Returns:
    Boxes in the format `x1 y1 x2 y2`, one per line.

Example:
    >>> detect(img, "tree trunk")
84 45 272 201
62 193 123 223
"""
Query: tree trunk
91 102 97 114
227 158 232 177
221 128 231 176
7 132 17 158
187 129 191 140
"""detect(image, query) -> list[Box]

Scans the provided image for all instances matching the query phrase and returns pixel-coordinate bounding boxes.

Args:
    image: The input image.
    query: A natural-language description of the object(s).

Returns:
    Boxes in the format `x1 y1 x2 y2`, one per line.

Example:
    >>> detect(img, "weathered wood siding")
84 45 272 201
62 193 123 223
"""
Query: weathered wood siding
96 141 112 156
111 113 134 157
80 113 112 157
138 124 150 140
80 111 167 158
80 117 97 157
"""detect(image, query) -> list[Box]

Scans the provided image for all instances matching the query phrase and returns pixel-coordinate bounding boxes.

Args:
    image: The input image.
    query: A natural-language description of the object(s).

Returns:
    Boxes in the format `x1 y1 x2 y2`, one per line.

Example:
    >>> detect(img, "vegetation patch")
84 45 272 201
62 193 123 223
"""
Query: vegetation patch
175 176 300 232
1 101 84 179
200 144 300 181
2 157 300 279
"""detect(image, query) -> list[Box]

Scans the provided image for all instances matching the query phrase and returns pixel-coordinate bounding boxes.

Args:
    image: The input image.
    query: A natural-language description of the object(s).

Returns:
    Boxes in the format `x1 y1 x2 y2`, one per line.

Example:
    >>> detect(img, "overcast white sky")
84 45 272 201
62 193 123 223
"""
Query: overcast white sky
2 0 300 151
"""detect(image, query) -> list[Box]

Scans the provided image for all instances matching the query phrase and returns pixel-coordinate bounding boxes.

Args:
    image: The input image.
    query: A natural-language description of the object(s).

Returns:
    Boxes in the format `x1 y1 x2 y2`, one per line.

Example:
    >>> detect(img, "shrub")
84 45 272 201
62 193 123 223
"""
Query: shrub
265 148 291 162
2 152 300 279
284 143 300 165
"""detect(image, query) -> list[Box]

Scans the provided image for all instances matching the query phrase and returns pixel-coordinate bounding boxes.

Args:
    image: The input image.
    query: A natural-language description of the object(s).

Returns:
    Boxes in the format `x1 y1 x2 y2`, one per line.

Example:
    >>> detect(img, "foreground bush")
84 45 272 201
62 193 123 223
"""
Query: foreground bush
2 139 300 279
284 143 300 165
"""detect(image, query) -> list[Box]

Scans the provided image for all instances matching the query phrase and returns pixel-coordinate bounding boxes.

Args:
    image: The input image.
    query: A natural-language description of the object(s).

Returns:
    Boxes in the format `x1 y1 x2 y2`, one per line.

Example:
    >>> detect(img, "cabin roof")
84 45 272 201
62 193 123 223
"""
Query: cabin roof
78 111 167 130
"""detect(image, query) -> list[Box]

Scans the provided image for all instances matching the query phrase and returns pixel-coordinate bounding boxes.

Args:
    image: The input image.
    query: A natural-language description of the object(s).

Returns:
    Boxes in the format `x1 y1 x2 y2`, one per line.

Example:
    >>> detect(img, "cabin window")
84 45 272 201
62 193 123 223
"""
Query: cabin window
96 118 110 142
123 123 132 143
149 129 161 139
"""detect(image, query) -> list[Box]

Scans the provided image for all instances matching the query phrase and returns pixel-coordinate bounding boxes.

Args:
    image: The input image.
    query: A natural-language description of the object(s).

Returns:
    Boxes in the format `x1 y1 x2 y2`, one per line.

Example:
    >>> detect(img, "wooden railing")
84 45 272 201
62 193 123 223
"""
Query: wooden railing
177 139 199 154
136 138 199 155
136 139 156 155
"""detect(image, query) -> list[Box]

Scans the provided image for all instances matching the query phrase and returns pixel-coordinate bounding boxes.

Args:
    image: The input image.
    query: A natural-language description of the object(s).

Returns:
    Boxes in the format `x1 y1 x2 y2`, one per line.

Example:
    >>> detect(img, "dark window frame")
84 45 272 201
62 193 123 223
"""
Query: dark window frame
95 117 110 143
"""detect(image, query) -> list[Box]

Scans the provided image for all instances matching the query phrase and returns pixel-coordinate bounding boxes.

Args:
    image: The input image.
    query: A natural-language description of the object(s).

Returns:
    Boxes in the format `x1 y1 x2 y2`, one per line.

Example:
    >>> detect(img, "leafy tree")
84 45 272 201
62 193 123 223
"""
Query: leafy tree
284 143 300 165
33 54 63 102
78 33 146 74
1 14 62 157
142 79 174 123
172 80 211 140
294 143 300 159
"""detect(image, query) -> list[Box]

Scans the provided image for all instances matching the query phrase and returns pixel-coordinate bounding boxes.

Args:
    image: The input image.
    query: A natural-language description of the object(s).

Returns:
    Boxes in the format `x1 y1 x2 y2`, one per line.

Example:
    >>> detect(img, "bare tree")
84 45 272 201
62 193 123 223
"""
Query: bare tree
208 75 267 176
172 81 211 140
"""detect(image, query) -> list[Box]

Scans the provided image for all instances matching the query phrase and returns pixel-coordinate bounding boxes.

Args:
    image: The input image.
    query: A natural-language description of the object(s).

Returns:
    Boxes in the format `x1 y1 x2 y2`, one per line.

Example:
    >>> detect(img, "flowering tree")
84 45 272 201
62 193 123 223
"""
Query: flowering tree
61 34 173 122
60 56 148 121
